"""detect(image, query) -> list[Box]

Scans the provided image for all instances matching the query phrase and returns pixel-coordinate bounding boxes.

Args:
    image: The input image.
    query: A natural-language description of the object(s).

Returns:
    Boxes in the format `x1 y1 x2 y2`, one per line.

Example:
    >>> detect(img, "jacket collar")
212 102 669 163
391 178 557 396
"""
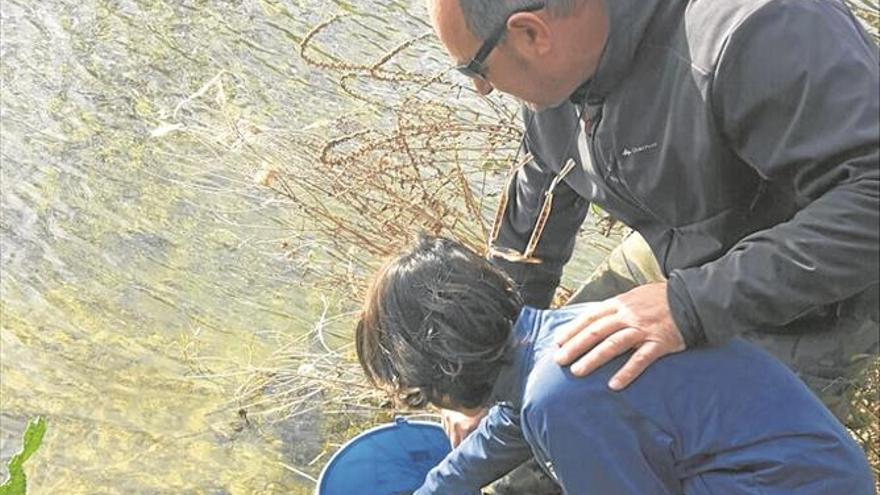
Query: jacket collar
489 307 541 408
571 0 668 105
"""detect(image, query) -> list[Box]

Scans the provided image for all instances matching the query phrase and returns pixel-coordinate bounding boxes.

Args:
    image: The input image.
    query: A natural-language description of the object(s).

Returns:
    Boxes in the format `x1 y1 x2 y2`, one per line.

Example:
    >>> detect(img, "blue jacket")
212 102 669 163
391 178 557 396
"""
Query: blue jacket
415 305 874 494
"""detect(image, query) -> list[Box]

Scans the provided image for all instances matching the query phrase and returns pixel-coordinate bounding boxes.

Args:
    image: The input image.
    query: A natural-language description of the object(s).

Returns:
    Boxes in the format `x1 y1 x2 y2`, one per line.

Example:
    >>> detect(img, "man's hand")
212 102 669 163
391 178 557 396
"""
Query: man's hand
440 408 487 448
554 282 686 390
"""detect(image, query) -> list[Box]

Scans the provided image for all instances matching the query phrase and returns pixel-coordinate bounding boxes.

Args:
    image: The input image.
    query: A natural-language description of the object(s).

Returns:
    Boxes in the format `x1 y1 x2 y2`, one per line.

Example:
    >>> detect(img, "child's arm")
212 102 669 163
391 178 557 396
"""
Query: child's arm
414 403 532 494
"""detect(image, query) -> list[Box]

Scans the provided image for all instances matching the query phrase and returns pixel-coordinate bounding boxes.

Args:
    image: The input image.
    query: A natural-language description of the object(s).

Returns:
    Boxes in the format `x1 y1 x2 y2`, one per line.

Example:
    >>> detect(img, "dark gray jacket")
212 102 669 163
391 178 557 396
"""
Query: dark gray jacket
492 0 880 346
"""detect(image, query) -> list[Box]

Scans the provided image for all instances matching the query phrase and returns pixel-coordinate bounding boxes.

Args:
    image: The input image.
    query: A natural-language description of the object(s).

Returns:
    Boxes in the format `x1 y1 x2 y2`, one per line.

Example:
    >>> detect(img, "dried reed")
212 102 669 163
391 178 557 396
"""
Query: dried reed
170 16 530 463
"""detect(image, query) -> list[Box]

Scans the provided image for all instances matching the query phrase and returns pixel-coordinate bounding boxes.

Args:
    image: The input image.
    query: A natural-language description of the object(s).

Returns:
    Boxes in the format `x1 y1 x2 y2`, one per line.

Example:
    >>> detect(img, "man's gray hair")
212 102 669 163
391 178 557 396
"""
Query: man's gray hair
458 0 581 40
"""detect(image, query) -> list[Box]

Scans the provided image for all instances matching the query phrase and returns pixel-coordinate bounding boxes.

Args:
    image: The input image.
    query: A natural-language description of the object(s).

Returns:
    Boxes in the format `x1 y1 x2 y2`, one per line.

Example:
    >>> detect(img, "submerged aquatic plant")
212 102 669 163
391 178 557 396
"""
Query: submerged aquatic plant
156 13 530 483
0 417 47 495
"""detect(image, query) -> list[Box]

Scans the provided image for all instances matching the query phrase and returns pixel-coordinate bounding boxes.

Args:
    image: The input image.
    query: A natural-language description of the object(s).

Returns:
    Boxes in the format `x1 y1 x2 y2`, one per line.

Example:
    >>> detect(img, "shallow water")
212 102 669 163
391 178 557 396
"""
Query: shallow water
0 0 620 493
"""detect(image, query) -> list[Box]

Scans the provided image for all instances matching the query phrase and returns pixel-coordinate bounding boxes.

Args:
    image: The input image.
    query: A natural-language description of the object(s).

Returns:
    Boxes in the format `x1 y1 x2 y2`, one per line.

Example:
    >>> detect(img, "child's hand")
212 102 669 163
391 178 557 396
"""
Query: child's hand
440 408 487 447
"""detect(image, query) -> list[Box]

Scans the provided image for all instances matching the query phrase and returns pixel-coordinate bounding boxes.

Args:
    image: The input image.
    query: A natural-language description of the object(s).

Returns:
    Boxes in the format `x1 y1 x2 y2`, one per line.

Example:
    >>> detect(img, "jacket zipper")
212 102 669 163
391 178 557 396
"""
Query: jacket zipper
587 108 667 228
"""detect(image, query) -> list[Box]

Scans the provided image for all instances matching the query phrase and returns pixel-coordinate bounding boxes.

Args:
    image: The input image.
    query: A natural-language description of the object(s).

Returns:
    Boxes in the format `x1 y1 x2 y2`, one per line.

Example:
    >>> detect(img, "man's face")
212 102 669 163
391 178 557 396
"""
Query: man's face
429 0 608 110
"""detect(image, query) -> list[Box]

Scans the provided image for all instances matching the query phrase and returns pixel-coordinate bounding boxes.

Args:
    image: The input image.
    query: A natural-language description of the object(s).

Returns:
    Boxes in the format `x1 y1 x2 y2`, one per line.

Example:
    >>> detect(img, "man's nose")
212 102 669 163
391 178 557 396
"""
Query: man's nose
473 78 494 96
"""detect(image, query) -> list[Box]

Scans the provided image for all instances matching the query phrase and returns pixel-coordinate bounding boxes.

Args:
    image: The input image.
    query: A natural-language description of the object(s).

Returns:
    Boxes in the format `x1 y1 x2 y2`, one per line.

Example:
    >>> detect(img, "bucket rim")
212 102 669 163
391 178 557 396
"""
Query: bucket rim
314 416 447 495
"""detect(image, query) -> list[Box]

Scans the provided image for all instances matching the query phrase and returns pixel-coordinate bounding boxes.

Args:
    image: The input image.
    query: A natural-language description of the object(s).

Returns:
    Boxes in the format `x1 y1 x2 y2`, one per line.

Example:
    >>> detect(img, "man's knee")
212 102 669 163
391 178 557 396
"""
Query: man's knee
566 232 663 305
742 316 879 422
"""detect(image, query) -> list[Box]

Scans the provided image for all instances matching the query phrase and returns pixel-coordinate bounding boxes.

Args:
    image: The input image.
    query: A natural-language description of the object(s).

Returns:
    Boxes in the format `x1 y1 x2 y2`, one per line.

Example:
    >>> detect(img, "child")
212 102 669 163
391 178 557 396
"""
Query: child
356 235 874 494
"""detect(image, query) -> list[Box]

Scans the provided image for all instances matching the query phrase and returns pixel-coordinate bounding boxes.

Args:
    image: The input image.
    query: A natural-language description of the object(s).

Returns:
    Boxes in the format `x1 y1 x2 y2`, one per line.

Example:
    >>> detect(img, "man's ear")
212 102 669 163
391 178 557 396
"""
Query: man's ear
505 12 552 57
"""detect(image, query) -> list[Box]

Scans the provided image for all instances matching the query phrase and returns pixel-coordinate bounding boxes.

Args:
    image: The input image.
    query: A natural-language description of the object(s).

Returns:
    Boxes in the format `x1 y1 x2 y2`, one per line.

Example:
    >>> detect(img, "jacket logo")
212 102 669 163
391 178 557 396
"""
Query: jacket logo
621 142 658 157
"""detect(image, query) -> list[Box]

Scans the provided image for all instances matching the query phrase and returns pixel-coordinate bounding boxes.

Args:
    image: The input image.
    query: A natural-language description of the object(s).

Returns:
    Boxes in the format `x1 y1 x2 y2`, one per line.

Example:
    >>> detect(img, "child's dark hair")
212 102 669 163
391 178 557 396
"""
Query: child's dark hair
356 235 522 410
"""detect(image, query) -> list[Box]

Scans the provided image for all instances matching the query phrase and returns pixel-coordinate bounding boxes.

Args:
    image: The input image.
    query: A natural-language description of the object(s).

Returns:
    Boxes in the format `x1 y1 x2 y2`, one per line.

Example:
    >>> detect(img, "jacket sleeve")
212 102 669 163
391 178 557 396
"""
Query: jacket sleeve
491 140 589 309
667 0 880 345
414 404 532 495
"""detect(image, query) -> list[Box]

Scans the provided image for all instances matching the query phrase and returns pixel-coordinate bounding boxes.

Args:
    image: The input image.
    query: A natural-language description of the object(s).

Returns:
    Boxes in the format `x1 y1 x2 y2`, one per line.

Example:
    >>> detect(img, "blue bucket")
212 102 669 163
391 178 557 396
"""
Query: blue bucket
316 417 477 495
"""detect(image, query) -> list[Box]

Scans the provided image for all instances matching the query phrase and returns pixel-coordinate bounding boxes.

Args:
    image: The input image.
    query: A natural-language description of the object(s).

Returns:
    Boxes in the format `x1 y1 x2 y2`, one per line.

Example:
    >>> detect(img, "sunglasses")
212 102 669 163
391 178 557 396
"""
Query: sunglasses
487 103 587 265
455 3 546 81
